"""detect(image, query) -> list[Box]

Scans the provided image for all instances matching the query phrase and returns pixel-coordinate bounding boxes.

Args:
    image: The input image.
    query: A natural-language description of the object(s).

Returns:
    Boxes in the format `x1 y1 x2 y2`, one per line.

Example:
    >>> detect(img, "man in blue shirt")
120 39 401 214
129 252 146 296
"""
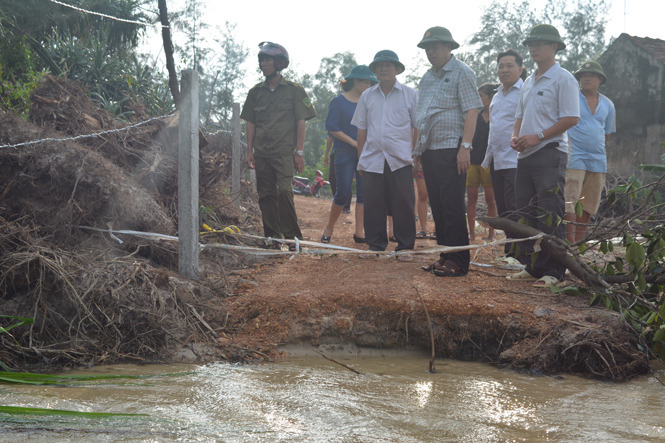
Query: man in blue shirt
564 61 616 243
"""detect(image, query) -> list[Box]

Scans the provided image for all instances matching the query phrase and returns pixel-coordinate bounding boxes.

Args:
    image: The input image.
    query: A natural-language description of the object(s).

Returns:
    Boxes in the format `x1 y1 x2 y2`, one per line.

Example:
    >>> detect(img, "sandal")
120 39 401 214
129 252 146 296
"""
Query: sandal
421 257 445 272
429 232 437 241
416 230 429 239
533 275 561 288
506 270 537 282
389 236 398 243
496 256 521 266
353 234 365 244
432 260 465 277
321 229 331 244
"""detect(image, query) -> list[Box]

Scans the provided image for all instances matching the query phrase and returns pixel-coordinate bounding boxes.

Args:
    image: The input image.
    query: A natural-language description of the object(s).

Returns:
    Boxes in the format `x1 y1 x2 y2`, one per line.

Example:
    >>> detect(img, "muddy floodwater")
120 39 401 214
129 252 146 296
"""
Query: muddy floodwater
1 349 664 442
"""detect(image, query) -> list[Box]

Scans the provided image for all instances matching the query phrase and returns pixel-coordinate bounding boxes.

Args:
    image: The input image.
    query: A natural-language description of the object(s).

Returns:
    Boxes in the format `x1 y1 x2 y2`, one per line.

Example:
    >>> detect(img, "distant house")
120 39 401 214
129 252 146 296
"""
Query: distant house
597 33 665 177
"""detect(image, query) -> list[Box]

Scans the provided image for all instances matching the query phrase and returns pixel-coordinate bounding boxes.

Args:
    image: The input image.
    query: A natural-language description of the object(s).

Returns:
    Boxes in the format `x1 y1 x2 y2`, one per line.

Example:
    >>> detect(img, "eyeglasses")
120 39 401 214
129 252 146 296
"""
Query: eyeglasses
527 41 554 48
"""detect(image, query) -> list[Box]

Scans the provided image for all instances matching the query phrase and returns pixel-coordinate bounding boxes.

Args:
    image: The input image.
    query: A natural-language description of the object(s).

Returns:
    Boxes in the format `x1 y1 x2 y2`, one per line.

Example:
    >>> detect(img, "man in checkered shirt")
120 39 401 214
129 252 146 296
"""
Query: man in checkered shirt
414 26 482 277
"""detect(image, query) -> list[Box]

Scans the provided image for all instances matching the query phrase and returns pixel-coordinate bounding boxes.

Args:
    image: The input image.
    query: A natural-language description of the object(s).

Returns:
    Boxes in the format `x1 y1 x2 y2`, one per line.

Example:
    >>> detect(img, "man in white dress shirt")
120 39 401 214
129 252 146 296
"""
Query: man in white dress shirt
352 50 418 253
482 49 524 263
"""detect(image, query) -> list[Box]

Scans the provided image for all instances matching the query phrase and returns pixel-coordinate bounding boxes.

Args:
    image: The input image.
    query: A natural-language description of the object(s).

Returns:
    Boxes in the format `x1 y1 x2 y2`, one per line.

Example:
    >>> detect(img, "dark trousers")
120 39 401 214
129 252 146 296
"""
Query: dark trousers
514 146 566 279
490 165 517 256
329 153 351 210
255 156 303 240
421 149 469 273
363 162 415 251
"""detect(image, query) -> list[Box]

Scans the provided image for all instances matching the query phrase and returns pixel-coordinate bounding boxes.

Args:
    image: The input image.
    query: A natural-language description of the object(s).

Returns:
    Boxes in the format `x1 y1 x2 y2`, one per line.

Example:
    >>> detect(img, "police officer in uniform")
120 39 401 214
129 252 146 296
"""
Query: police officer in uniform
241 42 316 245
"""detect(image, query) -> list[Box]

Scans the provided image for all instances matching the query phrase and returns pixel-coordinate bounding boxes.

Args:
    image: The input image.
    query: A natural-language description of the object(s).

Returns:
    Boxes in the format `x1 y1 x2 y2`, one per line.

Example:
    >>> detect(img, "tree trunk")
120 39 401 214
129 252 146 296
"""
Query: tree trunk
204 70 220 128
477 216 608 289
158 0 180 109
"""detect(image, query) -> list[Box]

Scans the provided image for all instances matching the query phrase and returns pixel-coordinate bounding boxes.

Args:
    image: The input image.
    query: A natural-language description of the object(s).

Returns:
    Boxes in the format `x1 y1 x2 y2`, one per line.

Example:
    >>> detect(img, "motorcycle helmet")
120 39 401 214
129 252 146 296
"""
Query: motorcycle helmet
258 41 290 71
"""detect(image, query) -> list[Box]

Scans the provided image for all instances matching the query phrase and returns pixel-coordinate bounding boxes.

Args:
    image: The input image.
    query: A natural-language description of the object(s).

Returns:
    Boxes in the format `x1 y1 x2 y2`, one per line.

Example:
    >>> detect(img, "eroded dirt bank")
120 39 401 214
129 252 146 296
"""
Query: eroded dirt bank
0 78 650 380
218 196 649 381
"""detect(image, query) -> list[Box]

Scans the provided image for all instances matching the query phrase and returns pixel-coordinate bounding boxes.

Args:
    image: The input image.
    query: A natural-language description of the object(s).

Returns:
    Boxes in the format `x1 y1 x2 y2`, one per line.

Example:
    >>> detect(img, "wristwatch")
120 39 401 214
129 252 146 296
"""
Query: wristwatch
461 142 473 151
537 132 545 141
295 150 304 156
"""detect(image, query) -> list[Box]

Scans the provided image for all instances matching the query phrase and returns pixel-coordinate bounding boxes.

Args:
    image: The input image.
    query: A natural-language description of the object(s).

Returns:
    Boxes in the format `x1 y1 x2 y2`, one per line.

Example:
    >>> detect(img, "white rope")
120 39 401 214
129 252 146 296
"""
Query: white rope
0 114 170 150
47 0 167 28
78 226 545 258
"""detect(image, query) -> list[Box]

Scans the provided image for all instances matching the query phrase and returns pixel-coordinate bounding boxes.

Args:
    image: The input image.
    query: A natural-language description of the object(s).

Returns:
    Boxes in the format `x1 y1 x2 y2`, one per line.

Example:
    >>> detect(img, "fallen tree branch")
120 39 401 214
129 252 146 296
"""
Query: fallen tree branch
477 216 607 289
411 284 437 373
313 350 362 375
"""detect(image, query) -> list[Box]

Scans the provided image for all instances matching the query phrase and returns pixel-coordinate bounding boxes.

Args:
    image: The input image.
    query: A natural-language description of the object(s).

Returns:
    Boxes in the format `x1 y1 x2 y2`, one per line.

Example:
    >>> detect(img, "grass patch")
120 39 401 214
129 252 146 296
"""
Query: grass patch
0 371 196 385
0 405 148 418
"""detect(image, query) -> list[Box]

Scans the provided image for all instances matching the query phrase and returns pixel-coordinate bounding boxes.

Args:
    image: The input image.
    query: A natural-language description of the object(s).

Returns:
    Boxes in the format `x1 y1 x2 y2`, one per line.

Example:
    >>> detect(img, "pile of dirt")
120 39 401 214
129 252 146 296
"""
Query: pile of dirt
0 76 262 369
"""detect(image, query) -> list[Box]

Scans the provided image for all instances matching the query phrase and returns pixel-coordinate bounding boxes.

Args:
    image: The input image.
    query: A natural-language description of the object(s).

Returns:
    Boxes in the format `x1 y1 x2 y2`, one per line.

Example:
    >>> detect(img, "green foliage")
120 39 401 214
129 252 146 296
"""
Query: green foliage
202 22 249 128
591 226 665 363
605 174 663 215
468 0 610 84
0 33 45 119
0 405 148 418
0 370 194 385
43 32 174 117
174 0 211 73
0 0 172 119
199 205 222 231
0 315 34 371
638 143 665 173
0 70 43 120
0 315 34 334
0 0 147 53
89 91 134 121
290 52 358 169
300 150 331 184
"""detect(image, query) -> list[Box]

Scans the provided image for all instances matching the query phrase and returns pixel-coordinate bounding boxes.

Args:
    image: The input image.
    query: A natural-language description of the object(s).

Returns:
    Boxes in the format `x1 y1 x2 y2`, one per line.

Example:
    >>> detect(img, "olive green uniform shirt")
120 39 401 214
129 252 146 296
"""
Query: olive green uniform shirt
240 77 316 158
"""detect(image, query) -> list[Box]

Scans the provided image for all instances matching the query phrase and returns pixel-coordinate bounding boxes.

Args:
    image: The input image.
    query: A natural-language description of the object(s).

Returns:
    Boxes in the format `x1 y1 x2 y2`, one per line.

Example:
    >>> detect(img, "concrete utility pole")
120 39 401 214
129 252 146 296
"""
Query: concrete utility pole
231 102 241 205
178 70 199 279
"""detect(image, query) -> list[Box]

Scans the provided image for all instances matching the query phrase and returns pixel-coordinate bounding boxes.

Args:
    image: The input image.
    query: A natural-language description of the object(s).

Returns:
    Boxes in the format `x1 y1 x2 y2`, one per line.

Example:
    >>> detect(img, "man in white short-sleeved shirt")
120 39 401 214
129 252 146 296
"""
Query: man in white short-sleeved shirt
352 50 418 253
482 49 525 262
508 24 580 288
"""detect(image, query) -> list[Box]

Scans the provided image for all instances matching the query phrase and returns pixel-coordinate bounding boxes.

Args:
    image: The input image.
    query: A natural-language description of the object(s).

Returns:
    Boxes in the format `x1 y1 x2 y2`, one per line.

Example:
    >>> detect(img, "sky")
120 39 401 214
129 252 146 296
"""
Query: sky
194 0 665 74
142 0 665 95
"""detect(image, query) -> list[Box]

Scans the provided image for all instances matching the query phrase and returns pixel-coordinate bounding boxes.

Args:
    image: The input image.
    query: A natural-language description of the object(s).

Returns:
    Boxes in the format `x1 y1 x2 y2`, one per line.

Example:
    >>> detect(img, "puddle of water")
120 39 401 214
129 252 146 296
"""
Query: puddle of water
1 351 664 442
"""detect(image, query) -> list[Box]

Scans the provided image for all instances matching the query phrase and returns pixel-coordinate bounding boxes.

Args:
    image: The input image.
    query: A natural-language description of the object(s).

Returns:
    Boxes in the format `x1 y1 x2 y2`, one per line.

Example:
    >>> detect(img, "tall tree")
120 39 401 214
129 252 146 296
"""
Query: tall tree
204 21 248 128
467 0 538 83
0 0 147 54
158 0 180 108
468 0 609 84
301 52 357 167
175 0 210 72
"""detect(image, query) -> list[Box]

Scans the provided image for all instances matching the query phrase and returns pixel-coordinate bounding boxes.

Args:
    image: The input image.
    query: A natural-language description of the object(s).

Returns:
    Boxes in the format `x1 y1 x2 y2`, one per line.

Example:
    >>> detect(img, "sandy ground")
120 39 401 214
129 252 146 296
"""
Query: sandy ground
216 195 647 380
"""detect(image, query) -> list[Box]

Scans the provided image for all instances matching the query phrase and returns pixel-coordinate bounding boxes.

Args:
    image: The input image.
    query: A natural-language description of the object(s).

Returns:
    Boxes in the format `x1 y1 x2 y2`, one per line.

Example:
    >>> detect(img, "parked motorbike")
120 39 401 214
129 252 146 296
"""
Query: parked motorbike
292 170 332 198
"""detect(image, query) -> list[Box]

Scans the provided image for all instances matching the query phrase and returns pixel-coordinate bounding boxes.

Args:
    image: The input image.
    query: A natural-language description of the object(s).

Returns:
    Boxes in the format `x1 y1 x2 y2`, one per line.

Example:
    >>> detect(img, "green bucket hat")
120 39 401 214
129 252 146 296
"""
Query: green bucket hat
523 24 566 50
417 26 459 50
368 50 405 75
574 61 607 84
345 65 378 84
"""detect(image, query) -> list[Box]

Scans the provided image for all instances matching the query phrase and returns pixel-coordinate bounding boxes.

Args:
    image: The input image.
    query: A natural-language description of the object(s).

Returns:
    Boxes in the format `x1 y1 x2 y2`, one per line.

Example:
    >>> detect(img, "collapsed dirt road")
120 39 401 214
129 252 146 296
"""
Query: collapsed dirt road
0 75 648 379
219 195 649 380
